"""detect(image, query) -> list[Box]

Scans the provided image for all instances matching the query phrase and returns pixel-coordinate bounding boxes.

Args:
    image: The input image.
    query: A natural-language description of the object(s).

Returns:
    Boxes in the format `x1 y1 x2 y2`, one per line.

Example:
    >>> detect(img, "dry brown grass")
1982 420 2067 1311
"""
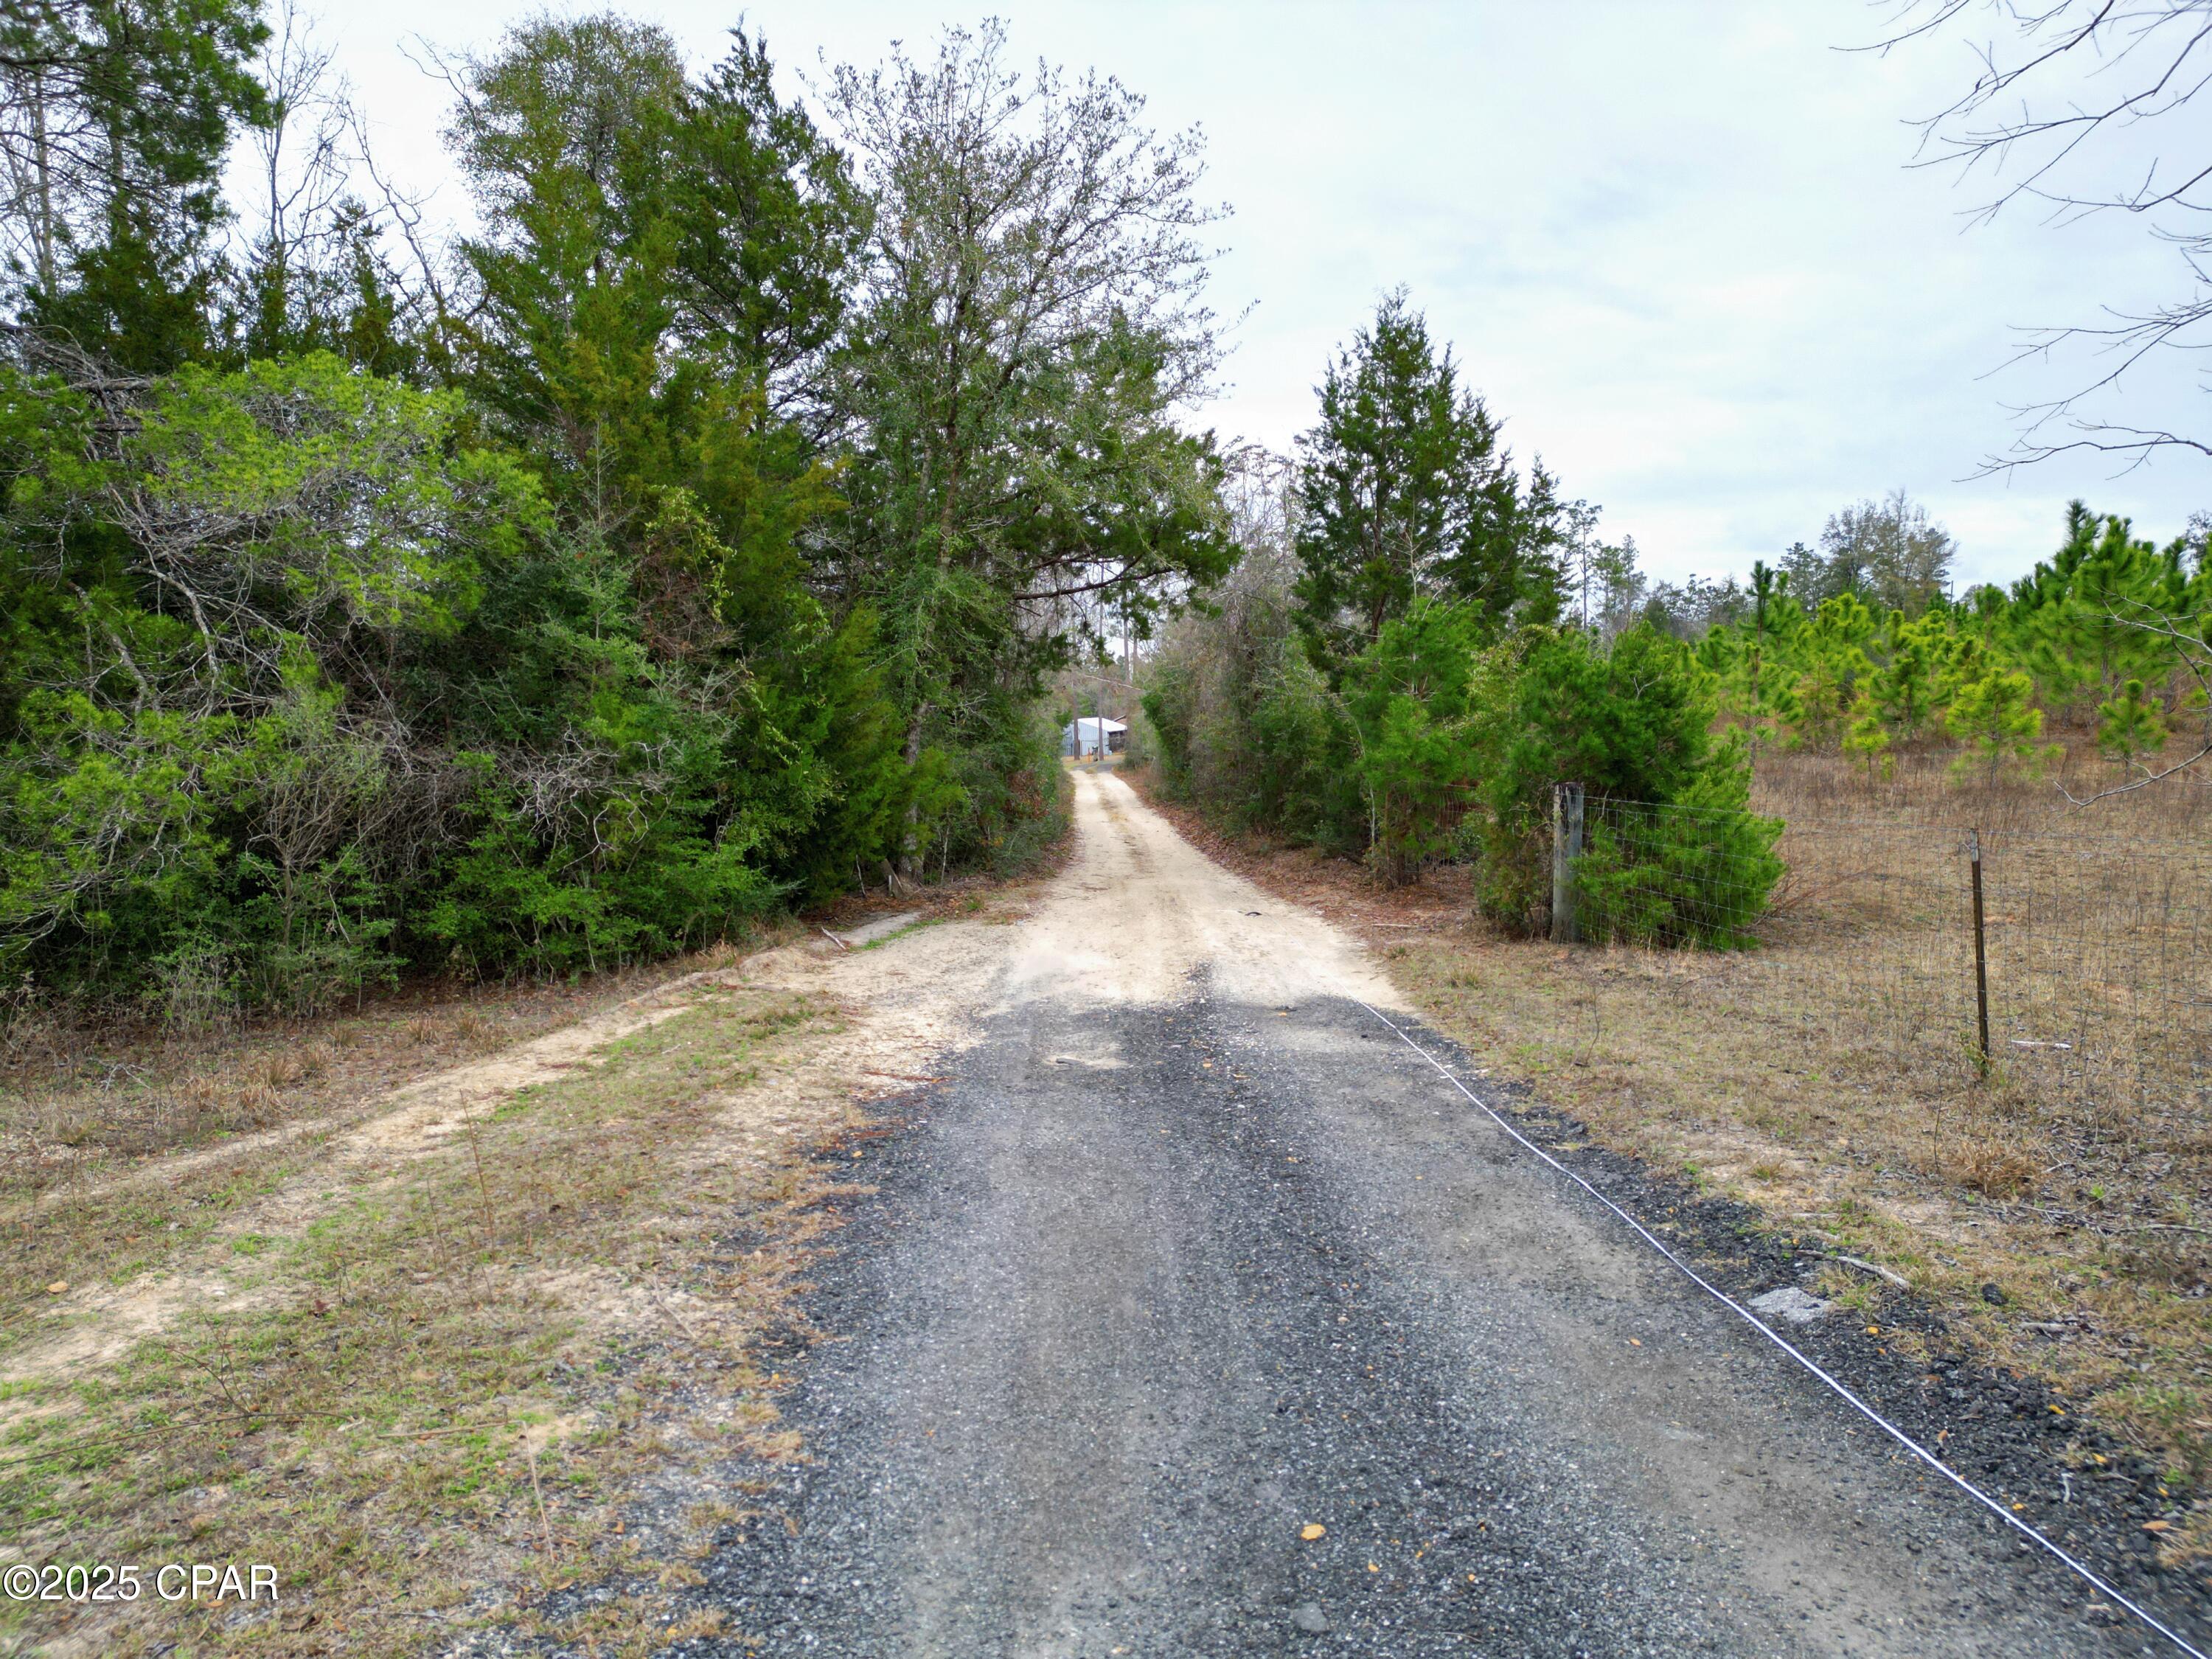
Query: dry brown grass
0 976 655 1202
0 942 821 1376
0 981 863 1658
1741 747 2212 1125
0 846 1068 1655
0 955 790 1190
1127 754 2212 1537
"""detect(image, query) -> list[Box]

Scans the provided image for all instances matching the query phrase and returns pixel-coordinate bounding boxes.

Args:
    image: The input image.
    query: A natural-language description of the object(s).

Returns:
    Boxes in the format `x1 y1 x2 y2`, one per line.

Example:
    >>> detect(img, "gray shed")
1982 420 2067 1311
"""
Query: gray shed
1061 717 1127 759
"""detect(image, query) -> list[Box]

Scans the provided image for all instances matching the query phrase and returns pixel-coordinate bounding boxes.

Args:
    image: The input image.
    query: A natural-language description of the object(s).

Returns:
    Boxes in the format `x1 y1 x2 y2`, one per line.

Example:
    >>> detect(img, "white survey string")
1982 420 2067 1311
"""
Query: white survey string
1354 999 2208 1659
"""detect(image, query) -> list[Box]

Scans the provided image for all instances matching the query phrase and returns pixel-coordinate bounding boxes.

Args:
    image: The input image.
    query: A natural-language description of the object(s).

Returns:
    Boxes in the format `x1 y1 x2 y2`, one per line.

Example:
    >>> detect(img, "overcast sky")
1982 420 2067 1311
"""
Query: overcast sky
299 0 2209 591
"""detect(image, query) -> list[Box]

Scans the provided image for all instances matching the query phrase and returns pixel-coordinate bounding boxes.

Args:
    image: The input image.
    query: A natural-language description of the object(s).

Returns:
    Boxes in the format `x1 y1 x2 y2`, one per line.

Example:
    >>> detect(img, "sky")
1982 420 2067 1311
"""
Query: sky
295 0 2211 591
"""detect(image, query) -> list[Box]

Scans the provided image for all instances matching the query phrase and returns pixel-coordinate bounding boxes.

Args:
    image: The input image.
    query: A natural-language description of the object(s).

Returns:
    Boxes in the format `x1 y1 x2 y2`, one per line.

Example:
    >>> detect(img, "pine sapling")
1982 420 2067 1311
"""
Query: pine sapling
2096 678 2168 769
1843 692 1893 782
1947 667 2046 783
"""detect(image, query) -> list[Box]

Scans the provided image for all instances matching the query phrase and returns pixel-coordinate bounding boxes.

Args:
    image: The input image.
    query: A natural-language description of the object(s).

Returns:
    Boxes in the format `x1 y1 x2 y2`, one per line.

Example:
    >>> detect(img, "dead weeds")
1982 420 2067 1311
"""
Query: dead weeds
0 962 726 1203
0 936 824 1349
0 983 864 1658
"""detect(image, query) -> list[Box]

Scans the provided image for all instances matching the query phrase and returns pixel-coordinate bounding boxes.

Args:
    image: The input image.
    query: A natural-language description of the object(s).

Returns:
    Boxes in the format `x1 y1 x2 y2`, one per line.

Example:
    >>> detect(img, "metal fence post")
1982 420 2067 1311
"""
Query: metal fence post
1551 781 1585 945
1969 827 1991 1076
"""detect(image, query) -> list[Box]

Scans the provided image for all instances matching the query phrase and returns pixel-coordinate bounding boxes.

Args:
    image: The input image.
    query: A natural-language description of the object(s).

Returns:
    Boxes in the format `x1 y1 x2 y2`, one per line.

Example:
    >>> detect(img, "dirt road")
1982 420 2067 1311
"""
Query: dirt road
692 768 2161 1657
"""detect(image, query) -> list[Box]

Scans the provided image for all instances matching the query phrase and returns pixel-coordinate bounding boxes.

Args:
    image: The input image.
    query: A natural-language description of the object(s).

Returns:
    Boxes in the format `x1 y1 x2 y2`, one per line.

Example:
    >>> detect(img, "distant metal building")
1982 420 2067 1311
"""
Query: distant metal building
1061 717 1127 759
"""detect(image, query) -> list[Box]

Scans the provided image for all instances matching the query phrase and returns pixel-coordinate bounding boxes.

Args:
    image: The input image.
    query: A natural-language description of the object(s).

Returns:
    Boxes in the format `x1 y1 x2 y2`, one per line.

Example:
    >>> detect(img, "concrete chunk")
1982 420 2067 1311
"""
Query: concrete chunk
1747 1286 1832 1326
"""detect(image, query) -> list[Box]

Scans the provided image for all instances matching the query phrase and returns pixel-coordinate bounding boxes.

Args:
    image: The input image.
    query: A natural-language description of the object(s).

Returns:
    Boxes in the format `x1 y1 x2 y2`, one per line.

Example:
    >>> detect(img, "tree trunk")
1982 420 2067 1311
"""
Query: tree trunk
897 703 932 877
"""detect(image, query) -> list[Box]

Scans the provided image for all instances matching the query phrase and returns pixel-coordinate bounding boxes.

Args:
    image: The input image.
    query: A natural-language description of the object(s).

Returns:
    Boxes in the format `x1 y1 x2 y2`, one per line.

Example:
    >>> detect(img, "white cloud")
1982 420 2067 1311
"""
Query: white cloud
303 0 2212 587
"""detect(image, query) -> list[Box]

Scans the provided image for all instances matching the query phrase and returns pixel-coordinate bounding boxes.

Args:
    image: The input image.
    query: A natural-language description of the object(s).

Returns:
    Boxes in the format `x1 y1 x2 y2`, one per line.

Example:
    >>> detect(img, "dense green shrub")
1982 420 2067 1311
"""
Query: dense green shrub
1475 624 1779 939
1143 548 1361 850
1151 570 1786 942
1343 599 1489 885
1571 768 1784 950
0 355 543 1011
1246 647 1362 851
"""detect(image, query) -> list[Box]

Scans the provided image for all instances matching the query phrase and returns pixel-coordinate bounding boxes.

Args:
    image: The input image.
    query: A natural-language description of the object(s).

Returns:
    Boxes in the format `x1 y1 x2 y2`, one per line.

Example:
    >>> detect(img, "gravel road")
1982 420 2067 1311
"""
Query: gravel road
689 768 2176 1658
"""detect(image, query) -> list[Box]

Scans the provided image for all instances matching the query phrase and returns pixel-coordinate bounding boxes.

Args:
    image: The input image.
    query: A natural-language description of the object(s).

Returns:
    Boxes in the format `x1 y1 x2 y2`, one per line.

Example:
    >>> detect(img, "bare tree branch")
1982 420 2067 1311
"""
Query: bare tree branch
1868 2 2212 468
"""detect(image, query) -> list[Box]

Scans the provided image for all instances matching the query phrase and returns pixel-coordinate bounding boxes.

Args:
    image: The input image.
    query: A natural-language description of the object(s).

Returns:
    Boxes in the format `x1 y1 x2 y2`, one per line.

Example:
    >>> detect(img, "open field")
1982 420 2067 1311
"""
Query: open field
1127 750 2212 1570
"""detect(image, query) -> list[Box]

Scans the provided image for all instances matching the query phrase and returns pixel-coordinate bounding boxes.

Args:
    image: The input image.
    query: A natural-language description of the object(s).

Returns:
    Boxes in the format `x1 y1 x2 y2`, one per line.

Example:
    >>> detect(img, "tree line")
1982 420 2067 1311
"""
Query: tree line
0 8 1234 1017
1553 490 2212 795
1144 296 2212 946
7 4 2208 1009
1142 293 1781 945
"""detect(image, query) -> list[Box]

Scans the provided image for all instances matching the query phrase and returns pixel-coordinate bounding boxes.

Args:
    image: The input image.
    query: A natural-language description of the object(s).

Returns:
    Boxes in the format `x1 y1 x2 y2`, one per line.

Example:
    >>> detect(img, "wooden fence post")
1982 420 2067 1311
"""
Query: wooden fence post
1551 781 1585 945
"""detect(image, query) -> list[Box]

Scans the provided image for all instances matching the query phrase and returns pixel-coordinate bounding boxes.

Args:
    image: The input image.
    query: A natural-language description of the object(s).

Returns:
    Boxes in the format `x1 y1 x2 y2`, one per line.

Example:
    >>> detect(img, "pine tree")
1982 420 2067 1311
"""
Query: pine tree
1871 611 1939 741
1947 667 2046 783
1292 289 1556 677
1781 594 1875 750
2014 507 2183 723
1843 691 1893 781
2096 678 2168 768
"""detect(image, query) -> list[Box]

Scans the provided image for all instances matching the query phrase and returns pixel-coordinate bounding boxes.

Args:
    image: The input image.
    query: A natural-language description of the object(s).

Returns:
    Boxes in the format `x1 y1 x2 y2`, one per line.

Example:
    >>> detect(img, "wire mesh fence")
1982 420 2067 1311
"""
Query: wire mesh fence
1559 787 2212 1130
1978 826 2212 1132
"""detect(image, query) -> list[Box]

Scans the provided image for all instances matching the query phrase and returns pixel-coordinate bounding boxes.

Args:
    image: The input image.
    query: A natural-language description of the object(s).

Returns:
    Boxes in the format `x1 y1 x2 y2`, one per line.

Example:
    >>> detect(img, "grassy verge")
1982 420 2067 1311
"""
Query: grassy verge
0 947 796 1345
1 981 861 1658
0 957 743 1200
